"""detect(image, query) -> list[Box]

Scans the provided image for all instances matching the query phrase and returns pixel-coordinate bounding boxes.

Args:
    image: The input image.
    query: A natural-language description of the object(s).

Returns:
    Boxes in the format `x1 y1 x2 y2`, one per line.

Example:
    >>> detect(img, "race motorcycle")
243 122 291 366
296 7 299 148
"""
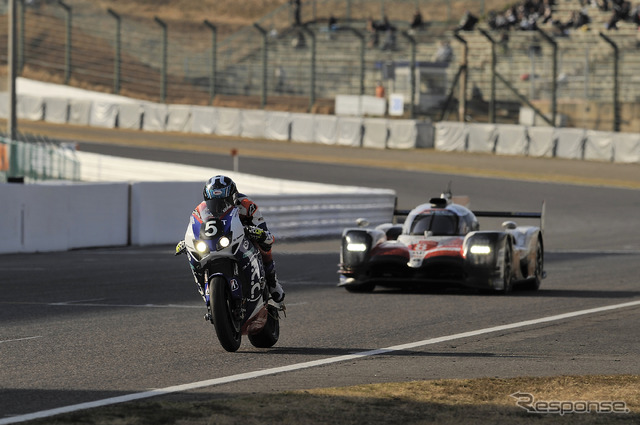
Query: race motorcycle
175 205 284 352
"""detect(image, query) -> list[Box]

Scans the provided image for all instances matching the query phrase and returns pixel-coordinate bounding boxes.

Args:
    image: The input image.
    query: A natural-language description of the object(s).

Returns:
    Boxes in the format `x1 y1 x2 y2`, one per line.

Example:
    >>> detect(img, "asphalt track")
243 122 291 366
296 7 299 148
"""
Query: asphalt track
1 121 639 422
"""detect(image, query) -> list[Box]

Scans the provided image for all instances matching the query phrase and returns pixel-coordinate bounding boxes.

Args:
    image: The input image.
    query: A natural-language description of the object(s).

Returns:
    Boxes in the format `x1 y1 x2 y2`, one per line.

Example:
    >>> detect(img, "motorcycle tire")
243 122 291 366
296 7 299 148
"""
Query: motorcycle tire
248 305 279 348
211 276 242 352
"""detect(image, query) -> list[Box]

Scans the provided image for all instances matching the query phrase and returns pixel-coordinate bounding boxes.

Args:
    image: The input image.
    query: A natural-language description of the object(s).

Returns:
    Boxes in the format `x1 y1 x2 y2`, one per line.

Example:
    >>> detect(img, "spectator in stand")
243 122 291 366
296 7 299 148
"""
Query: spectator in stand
431 40 454 63
379 16 397 50
553 8 591 35
410 8 424 31
367 17 380 48
456 10 479 31
375 81 385 98
605 0 631 29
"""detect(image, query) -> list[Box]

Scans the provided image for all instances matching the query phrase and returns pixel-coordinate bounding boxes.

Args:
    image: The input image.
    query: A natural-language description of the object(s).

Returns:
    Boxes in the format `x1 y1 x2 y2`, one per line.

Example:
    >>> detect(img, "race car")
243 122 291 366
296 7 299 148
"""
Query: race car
338 190 545 294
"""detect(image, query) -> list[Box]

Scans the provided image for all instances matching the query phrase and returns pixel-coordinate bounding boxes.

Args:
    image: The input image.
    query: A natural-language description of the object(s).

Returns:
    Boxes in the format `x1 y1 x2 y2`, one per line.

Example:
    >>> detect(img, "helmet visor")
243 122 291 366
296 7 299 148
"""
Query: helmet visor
206 198 234 215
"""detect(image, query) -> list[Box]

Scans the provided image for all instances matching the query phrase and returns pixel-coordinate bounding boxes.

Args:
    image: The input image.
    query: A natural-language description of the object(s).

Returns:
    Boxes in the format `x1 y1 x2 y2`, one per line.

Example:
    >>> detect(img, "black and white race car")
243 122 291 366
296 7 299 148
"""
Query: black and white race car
338 190 546 294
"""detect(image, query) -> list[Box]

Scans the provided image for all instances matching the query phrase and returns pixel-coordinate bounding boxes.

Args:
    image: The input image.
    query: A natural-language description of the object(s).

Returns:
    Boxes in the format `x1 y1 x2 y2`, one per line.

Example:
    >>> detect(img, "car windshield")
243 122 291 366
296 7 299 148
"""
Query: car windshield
409 212 458 236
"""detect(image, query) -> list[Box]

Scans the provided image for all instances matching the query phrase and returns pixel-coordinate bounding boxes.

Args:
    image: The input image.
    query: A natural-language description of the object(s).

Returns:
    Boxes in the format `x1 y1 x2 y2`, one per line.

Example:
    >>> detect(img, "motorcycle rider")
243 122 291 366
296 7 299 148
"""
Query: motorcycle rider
180 175 285 303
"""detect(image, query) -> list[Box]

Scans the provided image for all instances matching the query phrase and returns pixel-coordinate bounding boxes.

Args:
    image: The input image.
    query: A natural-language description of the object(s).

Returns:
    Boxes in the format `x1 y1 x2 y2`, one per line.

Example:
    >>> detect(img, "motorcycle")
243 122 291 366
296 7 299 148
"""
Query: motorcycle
176 205 284 352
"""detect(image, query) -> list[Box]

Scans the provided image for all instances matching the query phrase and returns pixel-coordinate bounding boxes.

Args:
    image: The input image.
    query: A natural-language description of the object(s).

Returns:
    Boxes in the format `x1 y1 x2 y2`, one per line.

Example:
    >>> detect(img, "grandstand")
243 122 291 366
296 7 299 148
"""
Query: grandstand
0 0 639 131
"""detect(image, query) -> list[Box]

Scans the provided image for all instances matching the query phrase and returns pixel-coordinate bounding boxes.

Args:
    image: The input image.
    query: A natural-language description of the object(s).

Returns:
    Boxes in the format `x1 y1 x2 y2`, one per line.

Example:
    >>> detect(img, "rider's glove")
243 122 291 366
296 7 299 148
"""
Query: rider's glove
175 240 186 256
246 226 267 243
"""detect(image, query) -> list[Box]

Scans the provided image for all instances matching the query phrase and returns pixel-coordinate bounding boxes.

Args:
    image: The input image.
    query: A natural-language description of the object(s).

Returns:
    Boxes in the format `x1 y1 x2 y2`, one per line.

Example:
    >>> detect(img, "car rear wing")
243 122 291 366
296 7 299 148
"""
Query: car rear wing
472 200 546 233
394 200 546 233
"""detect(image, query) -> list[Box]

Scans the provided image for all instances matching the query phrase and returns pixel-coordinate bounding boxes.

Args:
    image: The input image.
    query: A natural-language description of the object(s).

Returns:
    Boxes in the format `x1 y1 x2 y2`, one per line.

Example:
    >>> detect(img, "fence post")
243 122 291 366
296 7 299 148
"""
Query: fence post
599 32 620 132
58 1 72 84
343 27 365 95
454 32 468 122
154 16 168 103
107 8 121 94
400 31 416 119
18 0 24 74
536 27 557 127
204 20 217 105
301 25 316 112
478 28 496 123
254 23 268 109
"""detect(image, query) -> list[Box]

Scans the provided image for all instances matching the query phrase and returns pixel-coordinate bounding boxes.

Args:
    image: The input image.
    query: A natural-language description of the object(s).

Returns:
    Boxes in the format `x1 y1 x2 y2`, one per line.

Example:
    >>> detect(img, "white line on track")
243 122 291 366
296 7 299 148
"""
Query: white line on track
0 336 42 344
2 299 639 425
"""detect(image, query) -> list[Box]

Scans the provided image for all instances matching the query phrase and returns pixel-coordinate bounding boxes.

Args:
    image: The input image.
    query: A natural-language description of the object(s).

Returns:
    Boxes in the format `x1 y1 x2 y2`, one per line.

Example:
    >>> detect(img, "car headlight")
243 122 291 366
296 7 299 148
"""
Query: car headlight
195 240 209 253
346 242 367 252
469 245 491 255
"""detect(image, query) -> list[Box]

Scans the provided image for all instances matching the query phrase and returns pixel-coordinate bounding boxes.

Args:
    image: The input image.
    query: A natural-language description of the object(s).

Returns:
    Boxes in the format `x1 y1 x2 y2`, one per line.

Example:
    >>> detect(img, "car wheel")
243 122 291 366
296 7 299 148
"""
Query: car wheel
523 238 543 291
501 242 514 295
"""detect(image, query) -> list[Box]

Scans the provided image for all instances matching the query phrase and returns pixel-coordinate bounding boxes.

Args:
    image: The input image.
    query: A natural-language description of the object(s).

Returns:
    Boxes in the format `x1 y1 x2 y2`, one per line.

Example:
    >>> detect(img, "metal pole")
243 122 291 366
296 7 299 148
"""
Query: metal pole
7 0 20 181
58 1 72 84
599 32 620 132
479 28 496 123
343 27 365 95
204 20 217 105
107 9 121 94
536 27 557 127
400 31 416 119
154 17 167 103
253 23 268 109
454 33 468 122
301 25 316 112
18 0 24 74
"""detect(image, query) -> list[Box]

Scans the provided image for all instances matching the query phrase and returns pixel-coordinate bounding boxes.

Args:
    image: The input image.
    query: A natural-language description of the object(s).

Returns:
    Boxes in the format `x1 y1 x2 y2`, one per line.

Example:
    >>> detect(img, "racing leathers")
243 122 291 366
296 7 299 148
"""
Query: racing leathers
188 193 285 303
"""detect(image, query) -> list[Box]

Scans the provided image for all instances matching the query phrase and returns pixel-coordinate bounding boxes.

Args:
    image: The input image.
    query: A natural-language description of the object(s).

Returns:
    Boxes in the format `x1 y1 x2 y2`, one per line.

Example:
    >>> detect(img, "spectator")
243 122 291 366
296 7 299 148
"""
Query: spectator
456 10 479 31
431 40 453 62
410 8 424 30
379 16 397 50
605 0 631 29
375 81 386 98
366 17 380 47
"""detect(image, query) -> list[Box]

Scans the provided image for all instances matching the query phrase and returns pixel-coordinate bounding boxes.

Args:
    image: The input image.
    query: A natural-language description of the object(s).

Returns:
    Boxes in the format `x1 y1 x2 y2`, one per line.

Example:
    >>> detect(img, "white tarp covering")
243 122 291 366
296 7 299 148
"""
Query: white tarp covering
527 126 556 157
90 101 118 128
68 99 92 125
142 102 168 132
555 128 585 159
240 109 266 139
17 94 44 121
387 119 418 149
467 123 497 153
118 103 143 130
43 97 68 124
0 92 8 118
264 111 291 140
495 124 528 156
362 118 388 149
191 106 217 134
314 115 338 145
290 113 315 143
435 121 467 152
166 104 193 132
613 132 640 164
216 107 241 136
335 94 361 116
361 95 386 116
336 117 363 147
584 130 614 162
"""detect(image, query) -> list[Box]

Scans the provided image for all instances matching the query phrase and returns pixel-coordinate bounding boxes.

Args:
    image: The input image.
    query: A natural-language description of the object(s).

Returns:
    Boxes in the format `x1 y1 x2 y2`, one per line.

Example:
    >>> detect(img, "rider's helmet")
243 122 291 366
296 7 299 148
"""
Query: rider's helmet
203 175 238 215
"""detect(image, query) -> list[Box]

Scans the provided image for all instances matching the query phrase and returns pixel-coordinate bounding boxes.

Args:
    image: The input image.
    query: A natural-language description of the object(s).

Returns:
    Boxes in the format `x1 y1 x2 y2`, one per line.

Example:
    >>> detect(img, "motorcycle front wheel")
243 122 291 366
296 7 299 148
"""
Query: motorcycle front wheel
211 276 242 352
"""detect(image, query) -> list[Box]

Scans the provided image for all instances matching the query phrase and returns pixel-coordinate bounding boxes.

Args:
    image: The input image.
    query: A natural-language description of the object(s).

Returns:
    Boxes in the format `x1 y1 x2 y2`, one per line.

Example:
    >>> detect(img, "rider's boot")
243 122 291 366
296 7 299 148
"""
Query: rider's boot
265 262 285 302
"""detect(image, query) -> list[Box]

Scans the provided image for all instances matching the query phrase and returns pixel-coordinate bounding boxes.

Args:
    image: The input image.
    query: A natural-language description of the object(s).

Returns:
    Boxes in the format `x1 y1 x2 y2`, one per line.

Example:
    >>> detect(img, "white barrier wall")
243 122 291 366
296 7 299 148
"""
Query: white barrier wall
435 121 467 152
0 182 129 254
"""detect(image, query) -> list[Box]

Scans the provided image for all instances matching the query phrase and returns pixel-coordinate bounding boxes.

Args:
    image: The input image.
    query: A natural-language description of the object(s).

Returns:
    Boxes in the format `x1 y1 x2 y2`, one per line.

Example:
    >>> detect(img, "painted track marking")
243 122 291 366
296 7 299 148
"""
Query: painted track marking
1 300 639 425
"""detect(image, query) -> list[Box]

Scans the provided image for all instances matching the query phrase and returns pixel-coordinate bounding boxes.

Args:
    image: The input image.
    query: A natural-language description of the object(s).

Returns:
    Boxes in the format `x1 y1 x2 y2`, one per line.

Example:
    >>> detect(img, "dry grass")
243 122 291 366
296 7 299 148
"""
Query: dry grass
31 375 639 425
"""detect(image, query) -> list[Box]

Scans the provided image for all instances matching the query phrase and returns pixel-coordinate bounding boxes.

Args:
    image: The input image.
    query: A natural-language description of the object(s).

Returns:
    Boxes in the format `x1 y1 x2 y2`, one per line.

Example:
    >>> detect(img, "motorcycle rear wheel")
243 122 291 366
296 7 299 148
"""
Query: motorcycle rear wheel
211 276 242 352
248 305 280 348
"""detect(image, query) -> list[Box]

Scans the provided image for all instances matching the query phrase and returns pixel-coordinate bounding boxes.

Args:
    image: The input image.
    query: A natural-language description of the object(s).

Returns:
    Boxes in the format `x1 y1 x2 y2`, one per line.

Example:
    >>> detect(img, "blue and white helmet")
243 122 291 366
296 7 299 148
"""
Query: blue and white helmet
203 175 238 215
